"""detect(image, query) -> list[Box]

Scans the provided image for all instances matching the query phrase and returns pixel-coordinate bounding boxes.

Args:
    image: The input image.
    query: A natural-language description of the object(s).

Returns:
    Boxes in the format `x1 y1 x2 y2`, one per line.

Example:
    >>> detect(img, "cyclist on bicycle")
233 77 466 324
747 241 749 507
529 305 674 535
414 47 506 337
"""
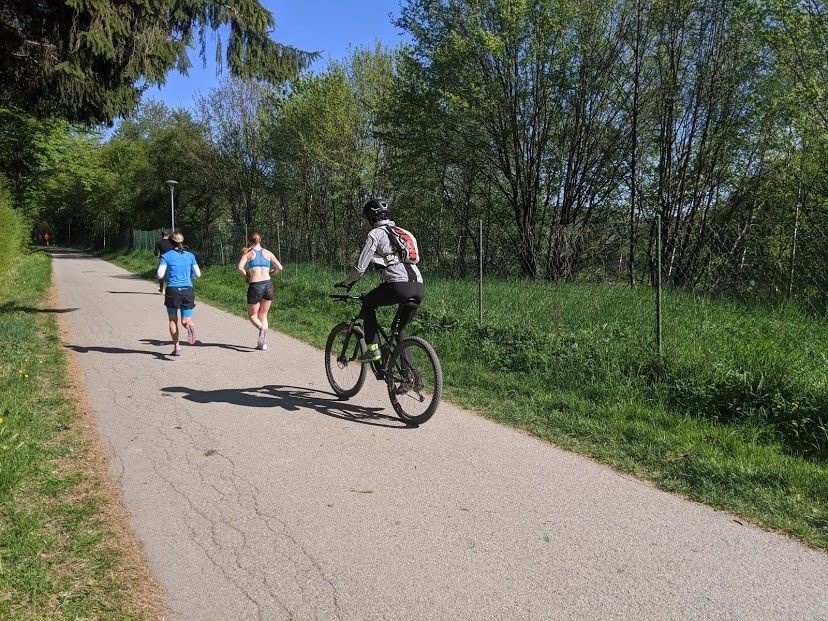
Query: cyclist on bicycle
336 198 424 363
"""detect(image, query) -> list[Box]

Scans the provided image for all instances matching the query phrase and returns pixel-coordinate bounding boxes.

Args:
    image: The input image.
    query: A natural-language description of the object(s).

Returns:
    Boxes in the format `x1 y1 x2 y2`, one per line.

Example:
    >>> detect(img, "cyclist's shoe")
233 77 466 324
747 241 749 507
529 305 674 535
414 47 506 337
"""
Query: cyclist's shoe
359 343 381 364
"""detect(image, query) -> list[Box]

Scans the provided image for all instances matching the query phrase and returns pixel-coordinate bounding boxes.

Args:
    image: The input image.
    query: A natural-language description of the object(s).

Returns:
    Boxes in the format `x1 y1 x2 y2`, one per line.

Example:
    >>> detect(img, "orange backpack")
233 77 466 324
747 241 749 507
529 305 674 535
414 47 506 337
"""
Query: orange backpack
384 225 420 265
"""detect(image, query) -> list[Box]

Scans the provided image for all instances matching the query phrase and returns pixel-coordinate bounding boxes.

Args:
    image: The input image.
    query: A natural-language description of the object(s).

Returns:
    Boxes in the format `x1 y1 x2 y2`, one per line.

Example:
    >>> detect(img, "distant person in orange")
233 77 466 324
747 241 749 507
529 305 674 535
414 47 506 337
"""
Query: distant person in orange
237 233 282 350
43 232 50 247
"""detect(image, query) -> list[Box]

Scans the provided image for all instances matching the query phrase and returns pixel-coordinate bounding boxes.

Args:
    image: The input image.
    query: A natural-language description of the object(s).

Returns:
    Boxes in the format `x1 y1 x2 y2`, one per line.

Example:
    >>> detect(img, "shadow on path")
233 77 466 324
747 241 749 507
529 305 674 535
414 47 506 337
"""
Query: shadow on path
0 302 79 314
66 344 169 360
45 248 99 259
140 338 255 353
110 273 147 281
161 384 409 428
108 291 160 296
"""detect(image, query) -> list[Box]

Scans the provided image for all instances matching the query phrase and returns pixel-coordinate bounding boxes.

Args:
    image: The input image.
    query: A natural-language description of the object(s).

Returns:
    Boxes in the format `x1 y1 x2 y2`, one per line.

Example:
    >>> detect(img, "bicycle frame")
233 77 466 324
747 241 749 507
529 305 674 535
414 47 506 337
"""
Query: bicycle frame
327 292 442 424
331 294 396 381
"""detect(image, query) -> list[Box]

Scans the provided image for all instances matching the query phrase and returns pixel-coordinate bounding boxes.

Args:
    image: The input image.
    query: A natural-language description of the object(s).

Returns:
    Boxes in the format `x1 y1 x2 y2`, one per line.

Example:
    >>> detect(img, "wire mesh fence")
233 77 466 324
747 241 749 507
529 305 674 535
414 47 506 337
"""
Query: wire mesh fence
98 217 826 455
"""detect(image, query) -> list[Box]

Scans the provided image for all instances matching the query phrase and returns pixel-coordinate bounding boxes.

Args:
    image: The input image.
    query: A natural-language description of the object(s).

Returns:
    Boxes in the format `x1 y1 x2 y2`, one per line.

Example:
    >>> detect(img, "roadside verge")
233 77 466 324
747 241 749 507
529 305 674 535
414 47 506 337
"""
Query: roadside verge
0 250 165 620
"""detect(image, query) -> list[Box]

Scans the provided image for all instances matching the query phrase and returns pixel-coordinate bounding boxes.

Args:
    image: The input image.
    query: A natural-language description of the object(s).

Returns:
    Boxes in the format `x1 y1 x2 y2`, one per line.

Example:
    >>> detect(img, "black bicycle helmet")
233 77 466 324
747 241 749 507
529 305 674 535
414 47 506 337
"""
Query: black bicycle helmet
363 198 389 222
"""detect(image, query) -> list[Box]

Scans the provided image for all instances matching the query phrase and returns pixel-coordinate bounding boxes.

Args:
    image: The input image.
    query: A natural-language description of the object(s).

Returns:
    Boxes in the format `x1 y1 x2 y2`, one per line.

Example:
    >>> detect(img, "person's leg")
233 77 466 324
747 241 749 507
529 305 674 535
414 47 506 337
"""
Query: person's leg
257 299 272 350
257 299 272 330
358 284 398 362
382 282 423 368
181 308 196 344
392 283 424 340
247 303 263 329
167 309 181 354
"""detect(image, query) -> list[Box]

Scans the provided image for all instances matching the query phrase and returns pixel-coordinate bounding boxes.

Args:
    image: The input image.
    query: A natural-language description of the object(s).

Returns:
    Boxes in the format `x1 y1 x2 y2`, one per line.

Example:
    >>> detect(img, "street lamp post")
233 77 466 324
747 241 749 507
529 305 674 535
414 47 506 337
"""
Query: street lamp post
165 180 179 231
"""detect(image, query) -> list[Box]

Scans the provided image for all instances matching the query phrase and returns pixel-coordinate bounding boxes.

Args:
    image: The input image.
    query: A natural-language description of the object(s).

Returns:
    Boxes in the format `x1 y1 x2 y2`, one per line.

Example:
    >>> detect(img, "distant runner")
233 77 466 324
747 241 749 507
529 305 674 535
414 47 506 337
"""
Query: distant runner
43 232 50 247
154 230 174 293
237 233 282 351
157 232 201 356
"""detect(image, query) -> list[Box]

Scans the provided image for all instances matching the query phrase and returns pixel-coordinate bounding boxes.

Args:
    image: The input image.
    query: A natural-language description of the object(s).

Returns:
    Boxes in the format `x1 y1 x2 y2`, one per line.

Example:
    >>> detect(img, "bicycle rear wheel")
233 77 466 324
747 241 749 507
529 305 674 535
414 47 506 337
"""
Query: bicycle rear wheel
386 336 443 425
325 322 367 399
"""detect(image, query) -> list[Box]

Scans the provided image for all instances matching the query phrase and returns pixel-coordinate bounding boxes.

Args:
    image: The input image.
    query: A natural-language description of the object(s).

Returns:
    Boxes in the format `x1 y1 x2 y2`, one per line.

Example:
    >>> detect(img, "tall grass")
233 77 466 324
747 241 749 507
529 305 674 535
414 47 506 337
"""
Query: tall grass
0 176 24 282
106 251 828 548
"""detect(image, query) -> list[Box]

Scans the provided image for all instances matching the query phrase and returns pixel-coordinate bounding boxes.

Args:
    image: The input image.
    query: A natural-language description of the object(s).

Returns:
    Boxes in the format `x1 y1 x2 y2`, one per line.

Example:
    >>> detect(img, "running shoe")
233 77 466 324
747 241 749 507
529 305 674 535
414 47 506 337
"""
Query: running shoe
171 346 182 357
186 324 197 345
260 343 268 351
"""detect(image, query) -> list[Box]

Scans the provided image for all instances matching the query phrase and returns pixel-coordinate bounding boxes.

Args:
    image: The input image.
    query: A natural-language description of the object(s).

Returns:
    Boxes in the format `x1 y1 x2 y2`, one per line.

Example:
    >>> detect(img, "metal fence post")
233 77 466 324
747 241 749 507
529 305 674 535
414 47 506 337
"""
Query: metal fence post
656 214 663 357
478 218 484 326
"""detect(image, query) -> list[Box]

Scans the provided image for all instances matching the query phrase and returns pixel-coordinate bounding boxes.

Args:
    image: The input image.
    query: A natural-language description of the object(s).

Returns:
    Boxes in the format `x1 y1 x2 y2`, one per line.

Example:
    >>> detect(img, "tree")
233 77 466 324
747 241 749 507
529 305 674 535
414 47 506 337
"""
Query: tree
197 78 275 227
397 0 579 277
0 1 318 124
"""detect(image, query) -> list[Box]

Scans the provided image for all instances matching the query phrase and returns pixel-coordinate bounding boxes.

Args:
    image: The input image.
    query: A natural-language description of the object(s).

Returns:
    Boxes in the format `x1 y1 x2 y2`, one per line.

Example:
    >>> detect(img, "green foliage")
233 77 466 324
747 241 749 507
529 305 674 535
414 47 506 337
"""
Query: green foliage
0 1 318 124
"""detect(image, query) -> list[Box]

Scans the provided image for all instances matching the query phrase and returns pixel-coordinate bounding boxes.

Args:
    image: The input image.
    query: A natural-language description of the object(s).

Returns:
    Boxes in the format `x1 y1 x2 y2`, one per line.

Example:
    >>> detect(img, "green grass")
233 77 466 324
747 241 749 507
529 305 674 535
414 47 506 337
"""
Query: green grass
106 250 828 549
0 252 148 620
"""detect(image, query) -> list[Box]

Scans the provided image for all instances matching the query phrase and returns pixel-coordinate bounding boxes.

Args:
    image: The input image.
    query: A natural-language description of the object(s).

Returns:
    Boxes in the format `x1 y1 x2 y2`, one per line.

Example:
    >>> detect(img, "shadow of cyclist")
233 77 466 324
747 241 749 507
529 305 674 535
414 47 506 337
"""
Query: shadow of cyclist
161 384 410 428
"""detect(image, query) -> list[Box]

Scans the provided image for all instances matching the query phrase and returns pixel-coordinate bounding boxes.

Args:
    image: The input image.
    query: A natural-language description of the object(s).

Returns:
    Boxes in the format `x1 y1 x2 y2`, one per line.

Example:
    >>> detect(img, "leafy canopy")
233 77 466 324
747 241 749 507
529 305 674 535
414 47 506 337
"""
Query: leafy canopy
0 0 319 124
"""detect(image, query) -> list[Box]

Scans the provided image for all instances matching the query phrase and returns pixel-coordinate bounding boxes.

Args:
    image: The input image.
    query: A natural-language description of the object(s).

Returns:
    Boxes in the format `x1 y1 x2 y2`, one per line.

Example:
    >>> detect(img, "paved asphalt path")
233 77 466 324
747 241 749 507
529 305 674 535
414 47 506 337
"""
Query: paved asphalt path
52 250 827 621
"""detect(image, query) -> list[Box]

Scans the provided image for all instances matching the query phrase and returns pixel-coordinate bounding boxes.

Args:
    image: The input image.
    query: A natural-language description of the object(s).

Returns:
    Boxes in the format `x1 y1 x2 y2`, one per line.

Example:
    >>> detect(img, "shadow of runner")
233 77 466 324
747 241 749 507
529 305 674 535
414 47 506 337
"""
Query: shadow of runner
140 339 255 352
0 302 79 314
107 291 160 296
66 344 169 360
161 384 409 428
109 273 148 280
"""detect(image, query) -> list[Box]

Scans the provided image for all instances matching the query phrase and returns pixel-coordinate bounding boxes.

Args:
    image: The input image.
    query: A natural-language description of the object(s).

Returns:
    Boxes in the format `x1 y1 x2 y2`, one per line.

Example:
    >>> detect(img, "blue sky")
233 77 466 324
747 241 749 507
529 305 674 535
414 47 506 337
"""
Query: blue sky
144 0 409 111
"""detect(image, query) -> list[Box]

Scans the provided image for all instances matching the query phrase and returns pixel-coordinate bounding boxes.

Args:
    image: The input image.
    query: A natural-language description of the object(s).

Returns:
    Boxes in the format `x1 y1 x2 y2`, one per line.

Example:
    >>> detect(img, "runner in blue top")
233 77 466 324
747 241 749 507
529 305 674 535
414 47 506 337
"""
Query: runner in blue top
157 232 201 356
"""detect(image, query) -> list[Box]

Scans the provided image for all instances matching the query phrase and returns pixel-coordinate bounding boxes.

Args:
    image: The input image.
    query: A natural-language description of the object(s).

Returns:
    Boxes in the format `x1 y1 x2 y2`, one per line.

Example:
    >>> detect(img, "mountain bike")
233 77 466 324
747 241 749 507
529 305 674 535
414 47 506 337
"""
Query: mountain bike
324 293 443 426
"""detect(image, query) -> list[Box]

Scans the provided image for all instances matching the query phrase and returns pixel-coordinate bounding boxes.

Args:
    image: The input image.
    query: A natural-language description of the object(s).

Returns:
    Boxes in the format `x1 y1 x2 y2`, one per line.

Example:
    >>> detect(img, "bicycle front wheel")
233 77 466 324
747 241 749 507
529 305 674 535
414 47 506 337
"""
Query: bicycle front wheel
386 336 443 426
324 322 367 399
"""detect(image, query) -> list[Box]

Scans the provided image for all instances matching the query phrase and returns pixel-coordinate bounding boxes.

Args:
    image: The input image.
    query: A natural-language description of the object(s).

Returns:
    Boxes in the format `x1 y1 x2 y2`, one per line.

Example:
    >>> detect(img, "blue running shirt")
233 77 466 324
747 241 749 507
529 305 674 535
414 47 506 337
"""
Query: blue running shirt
160 249 198 288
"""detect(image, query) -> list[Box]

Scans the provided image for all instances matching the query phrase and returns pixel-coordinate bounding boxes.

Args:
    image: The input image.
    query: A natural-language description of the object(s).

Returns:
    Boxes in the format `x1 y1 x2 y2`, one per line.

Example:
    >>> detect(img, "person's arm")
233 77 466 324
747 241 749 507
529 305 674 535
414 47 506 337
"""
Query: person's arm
340 233 378 287
237 251 251 277
156 256 167 280
191 262 201 278
267 250 283 276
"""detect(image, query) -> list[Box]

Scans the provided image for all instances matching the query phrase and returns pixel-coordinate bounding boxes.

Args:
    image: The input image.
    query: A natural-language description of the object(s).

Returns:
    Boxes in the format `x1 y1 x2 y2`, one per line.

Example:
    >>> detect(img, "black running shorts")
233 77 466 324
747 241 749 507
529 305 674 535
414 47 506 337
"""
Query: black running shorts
247 280 274 305
164 286 195 310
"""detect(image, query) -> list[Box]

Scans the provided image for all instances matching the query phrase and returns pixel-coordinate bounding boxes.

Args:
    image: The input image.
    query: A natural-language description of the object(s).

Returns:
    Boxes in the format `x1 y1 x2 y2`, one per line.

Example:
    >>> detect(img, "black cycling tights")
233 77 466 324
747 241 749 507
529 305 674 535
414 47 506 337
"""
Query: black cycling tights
359 281 424 345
